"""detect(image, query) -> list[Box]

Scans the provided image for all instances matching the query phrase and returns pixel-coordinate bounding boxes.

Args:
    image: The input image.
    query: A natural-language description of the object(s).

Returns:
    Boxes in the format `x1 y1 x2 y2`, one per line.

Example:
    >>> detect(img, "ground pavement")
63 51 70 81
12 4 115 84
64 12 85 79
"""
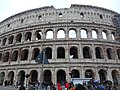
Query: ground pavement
0 86 18 90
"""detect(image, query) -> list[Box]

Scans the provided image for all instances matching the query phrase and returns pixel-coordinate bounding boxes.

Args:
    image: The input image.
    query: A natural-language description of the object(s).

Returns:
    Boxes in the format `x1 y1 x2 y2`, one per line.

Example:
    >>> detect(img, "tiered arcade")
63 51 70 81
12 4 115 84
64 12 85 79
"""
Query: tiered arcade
0 4 120 86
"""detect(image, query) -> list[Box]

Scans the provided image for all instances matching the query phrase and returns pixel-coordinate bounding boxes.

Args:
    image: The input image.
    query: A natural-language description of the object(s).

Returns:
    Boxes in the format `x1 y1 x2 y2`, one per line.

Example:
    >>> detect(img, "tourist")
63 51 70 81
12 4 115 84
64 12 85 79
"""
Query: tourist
4 80 8 87
75 84 86 90
52 84 56 90
65 81 70 89
19 84 25 90
57 82 62 90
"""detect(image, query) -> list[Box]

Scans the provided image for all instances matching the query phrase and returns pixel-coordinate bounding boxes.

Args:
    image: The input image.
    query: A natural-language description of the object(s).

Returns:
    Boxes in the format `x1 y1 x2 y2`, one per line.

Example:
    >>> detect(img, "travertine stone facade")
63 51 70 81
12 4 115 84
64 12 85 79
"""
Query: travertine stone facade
0 4 120 86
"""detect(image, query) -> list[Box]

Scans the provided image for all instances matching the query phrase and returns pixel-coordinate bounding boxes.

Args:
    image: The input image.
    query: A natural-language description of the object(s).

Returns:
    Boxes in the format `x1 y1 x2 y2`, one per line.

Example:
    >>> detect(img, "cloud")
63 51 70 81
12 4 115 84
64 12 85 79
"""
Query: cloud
0 0 120 22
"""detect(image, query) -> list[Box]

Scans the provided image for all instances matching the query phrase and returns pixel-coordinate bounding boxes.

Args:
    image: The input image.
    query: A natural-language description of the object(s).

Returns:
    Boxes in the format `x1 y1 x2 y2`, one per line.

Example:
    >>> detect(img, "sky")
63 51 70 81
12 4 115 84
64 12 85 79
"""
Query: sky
0 0 120 22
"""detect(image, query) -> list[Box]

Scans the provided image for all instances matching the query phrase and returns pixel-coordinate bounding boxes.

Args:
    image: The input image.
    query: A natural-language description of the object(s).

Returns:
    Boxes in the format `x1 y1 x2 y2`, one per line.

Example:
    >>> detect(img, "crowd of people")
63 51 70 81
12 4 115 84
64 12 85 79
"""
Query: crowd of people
3 79 118 90
24 80 117 90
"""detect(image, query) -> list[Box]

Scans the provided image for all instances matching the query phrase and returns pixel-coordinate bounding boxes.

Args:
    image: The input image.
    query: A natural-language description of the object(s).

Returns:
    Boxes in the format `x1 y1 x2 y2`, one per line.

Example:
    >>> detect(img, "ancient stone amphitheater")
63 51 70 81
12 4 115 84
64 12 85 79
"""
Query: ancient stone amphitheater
0 4 120 86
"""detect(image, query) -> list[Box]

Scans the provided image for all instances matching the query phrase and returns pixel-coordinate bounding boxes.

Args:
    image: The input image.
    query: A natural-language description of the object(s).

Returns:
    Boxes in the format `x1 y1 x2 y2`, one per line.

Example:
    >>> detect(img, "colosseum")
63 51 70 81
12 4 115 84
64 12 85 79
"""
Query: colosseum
0 4 120 86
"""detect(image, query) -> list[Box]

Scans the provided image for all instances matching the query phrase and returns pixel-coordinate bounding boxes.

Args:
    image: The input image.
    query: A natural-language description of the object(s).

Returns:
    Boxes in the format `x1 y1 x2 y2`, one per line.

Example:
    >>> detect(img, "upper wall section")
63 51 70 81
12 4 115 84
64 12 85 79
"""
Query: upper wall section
0 4 119 35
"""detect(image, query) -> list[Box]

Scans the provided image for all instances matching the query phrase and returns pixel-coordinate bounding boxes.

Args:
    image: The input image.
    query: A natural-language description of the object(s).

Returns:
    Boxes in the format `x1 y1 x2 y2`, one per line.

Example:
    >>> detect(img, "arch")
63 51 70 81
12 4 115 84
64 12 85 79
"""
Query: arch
21 49 29 60
11 50 18 61
46 30 53 39
45 47 52 59
57 29 65 38
92 29 97 39
99 15 103 19
2 38 7 46
0 72 5 85
8 71 14 85
44 70 52 84
0 53 2 61
57 70 66 84
32 48 40 60
29 70 38 85
70 46 78 59
98 69 107 83
69 29 76 38
111 32 115 40
95 47 104 59
17 71 25 85
85 69 94 79
117 49 120 60
3 52 9 62
83 46 92 59
57 47 65 59
16 33 22 43
102 30 107 39
25 32 32 41
8 36 14 44
71 69 80 78
35 30 42 40
80 29 87 38
112 70 119 85
107 48 114 59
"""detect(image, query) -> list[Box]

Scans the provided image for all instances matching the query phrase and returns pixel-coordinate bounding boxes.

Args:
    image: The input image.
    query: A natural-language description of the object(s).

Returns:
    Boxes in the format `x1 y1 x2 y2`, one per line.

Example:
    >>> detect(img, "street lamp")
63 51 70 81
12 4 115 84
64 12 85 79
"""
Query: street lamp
69 55 73 82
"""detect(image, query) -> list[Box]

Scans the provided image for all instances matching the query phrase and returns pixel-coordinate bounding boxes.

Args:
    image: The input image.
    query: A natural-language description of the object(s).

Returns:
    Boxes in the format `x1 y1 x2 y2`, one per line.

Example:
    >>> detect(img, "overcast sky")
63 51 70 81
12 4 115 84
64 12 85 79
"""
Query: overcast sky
0 0 120 22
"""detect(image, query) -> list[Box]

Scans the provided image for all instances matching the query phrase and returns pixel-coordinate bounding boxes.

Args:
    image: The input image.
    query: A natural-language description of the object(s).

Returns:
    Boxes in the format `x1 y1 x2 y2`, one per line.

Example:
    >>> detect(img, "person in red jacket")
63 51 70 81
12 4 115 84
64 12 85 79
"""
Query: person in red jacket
65 81 70 89
57 83 62 90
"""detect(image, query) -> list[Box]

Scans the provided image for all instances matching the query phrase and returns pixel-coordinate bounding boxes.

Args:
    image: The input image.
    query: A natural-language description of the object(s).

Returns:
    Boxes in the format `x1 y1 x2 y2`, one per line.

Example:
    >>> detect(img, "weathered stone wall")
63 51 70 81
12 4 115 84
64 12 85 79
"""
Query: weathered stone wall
0 4 120 86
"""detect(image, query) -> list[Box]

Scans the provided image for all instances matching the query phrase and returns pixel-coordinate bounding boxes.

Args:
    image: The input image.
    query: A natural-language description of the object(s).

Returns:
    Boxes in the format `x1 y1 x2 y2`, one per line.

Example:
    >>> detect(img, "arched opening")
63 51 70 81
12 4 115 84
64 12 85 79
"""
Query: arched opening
70 46 78 59
80 13 84 17
35 30 42 40
11 50 18 61
44 70 52 85
0 53 2 61
92 29 97 39
100 15 103 19
16 33 22 43
46 30 53 39
102 30 107 39
8 36 14 44
0 72 5 85
21 49 29 61
29 70 38 85
117 49 120 60
99 69 107 83
2 38 7 46
71 69 80 78
83 46 91 59
38 15 42 19
111 32 115 40
25 32 32 41
45 47 52 59
57 70 66 84
32 48 40 60
3 52 9 62
17 71 25 85
57 47 65 59
85 69 94 79
95 47 103 59
107 48 113 59
80 29 87 38
57 29 65 38
69 29 76 38
112 70 119 85
59 13 62 17
8 71 14 85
